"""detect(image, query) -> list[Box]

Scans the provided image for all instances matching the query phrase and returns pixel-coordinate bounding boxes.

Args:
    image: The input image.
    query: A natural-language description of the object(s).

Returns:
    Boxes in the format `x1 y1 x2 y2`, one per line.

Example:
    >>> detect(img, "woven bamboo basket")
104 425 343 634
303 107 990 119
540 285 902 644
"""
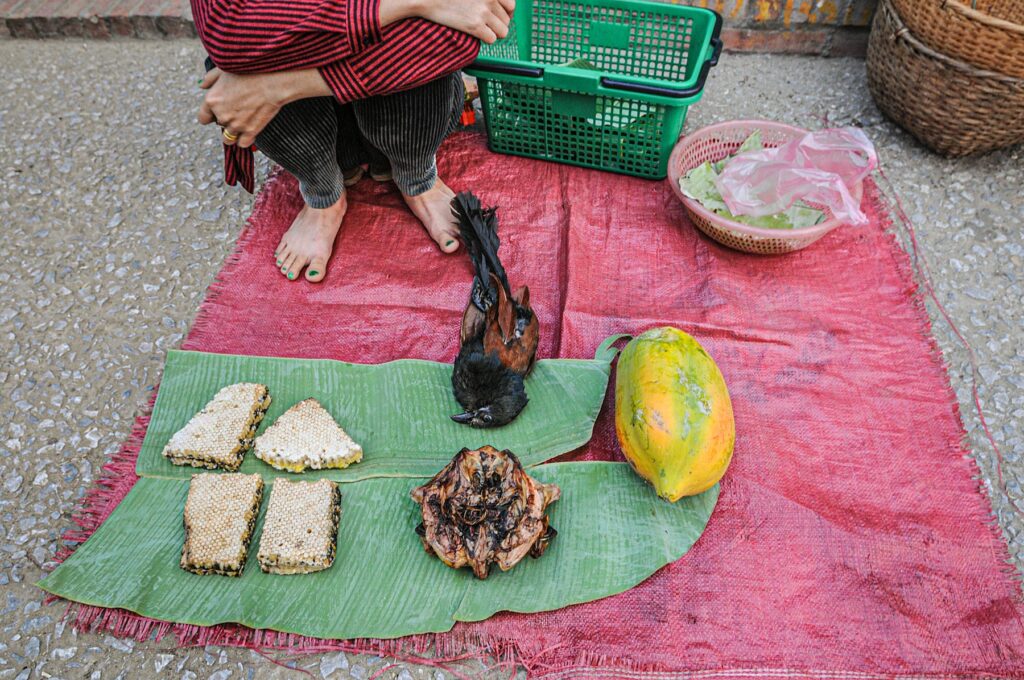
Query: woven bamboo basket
867 0 1024 156
890 0 1024 78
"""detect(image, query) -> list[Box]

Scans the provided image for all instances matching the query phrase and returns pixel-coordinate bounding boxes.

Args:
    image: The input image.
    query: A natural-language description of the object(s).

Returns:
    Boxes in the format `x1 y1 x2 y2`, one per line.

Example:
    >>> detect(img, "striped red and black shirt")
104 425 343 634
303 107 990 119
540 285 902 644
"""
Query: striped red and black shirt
191 0 480 191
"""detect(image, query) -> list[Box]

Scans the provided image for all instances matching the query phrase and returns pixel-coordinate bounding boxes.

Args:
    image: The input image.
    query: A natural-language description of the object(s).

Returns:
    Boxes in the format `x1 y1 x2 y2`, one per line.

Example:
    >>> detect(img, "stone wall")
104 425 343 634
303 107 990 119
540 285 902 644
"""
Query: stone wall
1 0 876 55
680 0 876 55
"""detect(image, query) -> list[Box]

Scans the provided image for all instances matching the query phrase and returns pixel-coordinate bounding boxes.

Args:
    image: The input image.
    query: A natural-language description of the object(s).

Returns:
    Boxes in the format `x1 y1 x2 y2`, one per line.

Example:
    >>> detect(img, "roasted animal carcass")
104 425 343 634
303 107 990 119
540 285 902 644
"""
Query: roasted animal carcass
411 446 560 579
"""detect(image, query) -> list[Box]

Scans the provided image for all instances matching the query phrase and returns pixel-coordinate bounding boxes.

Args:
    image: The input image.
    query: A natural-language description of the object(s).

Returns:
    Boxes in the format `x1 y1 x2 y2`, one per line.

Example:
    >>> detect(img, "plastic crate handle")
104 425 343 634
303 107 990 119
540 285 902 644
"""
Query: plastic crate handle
600 11 722 98
468 63 545 78
467 10 722 100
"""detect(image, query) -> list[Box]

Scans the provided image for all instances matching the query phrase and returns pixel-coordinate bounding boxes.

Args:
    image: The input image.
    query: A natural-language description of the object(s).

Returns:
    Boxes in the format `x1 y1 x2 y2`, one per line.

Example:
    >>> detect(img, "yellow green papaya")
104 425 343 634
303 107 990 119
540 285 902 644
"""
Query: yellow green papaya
614 327 735 501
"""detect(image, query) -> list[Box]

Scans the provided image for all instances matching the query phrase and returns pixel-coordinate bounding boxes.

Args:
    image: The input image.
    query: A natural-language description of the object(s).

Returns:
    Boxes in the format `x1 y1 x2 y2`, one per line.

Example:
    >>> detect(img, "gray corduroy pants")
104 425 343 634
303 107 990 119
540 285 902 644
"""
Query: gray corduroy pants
254 72 464 207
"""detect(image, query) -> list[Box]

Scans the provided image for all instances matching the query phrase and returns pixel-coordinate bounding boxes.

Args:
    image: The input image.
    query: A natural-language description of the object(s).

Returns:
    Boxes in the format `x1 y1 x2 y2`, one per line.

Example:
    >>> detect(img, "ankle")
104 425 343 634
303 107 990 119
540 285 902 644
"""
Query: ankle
399 172 439 198
306 192 347 214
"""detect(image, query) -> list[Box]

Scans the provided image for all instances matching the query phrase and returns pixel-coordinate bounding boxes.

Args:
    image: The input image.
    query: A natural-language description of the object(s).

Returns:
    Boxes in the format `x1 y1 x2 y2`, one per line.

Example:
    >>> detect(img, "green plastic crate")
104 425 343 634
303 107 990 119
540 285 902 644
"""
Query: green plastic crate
465 0 722 179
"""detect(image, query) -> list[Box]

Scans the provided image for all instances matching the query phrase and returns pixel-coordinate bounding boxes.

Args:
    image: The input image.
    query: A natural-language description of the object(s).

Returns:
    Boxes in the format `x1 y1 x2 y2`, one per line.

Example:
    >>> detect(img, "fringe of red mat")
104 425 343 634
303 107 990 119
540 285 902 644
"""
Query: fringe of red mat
46 175 1022 678
869 179 1021 587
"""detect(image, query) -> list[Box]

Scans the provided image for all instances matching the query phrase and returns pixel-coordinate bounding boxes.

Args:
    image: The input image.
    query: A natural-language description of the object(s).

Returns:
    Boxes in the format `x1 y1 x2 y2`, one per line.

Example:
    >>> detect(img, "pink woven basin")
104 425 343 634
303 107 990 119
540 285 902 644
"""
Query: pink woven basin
667 120 864 255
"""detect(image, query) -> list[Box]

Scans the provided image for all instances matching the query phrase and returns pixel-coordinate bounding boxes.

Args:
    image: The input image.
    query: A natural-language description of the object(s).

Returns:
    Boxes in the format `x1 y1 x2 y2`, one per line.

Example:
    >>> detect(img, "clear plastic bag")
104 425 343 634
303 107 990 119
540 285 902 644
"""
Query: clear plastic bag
714 128 877 227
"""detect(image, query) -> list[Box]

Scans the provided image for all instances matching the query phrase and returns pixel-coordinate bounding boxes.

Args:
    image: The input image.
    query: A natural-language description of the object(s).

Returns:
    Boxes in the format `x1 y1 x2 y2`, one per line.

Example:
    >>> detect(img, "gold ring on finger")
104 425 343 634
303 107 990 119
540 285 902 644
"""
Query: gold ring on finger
222 128 239 143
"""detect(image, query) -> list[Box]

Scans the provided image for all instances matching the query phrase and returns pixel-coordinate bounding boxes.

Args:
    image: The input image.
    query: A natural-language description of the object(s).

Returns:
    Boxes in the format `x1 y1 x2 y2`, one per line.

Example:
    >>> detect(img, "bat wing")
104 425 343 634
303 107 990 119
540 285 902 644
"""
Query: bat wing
491 272 515 344
461 299 486 345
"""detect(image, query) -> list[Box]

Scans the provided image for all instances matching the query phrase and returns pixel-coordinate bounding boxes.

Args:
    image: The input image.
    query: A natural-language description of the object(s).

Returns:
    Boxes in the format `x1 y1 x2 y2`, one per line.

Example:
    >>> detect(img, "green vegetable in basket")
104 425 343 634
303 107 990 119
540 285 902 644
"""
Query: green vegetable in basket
679 131 825 230
737 129 763 154
560 58 600 70
681 161 729 212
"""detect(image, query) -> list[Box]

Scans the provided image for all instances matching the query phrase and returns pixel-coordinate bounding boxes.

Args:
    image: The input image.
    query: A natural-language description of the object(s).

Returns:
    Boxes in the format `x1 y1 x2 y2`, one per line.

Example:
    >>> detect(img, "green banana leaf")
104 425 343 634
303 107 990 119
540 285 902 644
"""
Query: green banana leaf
42 336 721 639
138 338 625 482
39 464 718 639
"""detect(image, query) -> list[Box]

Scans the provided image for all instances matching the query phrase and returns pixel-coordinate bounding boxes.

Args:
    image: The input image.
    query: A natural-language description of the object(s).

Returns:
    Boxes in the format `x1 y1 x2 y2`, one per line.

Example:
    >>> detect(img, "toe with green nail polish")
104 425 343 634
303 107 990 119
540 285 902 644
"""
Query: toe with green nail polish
308 270 319 277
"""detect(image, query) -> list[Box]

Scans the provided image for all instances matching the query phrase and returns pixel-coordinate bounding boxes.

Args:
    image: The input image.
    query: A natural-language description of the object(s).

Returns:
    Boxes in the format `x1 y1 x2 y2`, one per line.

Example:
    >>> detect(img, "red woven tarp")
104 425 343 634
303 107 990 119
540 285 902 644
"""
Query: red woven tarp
59 132 1024 678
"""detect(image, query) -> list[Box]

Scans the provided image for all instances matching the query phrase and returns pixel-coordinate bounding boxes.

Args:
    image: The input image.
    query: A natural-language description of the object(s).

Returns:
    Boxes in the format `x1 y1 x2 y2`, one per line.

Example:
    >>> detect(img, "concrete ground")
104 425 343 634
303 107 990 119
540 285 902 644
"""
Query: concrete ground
0 40 1021 680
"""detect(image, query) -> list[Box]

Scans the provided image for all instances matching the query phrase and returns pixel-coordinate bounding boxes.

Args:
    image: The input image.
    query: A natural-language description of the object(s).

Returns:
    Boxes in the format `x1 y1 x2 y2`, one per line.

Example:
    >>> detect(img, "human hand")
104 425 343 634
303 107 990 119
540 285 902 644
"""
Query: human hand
198 68 285 148
395 0 514 44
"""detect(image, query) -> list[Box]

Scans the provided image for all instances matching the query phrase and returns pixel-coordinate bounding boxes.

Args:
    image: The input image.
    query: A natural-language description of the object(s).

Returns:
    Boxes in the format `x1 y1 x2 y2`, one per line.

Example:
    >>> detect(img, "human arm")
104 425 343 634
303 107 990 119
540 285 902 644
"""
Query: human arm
195 0 511 74
317 15 483 102
199 0 510 146
199 68 332 148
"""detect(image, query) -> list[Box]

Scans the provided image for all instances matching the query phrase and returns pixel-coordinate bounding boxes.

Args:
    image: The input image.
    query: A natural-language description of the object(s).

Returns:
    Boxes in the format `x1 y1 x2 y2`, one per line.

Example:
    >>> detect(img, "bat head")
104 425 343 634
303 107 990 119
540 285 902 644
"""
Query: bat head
451 346 529 428
450 388 528 428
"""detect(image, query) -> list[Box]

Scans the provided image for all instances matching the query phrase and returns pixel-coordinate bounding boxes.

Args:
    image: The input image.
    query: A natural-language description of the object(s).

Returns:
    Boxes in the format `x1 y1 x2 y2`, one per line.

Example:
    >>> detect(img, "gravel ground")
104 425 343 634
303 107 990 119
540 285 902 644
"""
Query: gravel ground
0 40 1020 680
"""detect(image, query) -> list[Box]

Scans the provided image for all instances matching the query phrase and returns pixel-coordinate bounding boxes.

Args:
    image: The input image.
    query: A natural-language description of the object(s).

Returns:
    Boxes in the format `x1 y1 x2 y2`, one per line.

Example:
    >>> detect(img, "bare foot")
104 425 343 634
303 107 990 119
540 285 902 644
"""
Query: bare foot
402 178 460 254
274 194 347 282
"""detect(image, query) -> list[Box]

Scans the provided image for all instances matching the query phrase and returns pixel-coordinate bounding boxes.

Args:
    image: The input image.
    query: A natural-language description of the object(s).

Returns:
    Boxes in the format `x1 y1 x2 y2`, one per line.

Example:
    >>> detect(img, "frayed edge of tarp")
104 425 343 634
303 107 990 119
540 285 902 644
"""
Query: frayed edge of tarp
50 411 145 566
180 168 284 354
43 603 1024 680
45 176 1024 679
868 178 1024 593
